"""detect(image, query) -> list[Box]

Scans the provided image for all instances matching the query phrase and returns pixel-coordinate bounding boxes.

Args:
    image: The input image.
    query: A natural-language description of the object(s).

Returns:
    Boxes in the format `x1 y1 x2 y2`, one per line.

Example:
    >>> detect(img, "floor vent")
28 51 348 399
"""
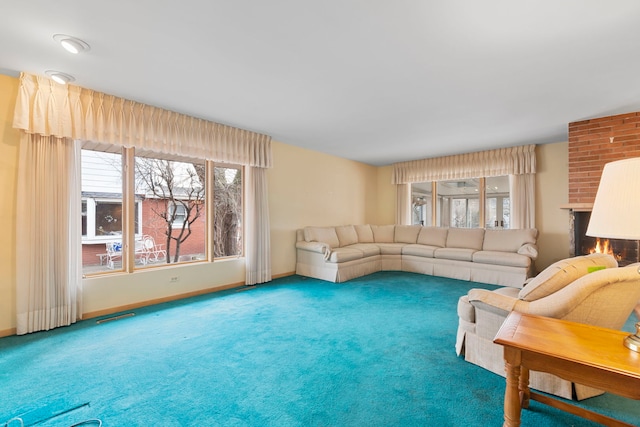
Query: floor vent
96 312 135 324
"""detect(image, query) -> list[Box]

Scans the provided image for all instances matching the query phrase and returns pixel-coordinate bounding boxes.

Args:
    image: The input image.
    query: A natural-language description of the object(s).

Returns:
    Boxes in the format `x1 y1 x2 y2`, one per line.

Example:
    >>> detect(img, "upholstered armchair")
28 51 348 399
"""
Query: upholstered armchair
456 253 640 400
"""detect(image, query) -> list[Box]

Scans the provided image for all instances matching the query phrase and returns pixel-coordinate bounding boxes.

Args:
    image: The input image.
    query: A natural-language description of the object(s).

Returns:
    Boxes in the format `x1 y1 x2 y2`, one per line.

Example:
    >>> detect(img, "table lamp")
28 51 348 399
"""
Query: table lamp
586 156 640 352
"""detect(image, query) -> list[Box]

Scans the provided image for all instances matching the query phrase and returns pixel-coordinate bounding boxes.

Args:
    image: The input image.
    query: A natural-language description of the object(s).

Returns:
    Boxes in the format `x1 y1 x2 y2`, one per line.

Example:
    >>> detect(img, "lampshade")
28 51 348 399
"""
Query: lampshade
586 157 640 240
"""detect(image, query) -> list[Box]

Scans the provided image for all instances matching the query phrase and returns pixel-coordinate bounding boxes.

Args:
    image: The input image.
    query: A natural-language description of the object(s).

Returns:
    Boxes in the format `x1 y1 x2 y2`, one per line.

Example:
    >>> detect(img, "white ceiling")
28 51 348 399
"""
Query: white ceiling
2 1 640 166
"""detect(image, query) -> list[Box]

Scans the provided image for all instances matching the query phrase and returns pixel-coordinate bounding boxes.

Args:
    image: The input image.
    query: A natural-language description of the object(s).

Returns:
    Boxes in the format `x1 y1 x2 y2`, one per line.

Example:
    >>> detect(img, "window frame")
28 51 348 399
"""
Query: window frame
81 146 246 276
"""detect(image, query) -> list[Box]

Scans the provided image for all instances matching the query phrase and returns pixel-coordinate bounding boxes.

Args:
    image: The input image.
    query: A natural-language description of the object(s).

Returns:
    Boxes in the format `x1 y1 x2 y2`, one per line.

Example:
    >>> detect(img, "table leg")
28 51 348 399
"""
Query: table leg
519 366 530 409
503 347 522 427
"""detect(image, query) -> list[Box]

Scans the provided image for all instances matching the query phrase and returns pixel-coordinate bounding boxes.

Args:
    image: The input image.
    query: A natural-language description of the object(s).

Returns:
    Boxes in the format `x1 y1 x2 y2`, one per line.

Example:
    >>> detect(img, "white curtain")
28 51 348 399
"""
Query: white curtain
16 134 82 334
509 173 536 229
396 183 411 225
392 144 536 184
245 167 271 285
13 73 272 167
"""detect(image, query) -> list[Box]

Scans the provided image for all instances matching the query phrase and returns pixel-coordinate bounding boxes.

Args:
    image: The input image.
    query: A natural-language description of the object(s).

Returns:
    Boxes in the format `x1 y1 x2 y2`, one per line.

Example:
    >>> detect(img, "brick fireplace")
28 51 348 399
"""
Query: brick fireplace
566 112 640 264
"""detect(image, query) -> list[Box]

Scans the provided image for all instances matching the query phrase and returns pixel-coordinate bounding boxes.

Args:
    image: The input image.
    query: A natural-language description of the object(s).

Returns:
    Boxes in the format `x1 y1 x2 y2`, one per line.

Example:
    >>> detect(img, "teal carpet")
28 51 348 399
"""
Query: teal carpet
1 272 639 426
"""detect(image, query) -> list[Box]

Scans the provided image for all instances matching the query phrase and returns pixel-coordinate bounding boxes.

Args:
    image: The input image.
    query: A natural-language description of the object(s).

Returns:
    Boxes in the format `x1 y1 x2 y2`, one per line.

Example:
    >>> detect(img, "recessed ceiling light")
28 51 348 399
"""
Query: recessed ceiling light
53 34 90 54
45 70 75 85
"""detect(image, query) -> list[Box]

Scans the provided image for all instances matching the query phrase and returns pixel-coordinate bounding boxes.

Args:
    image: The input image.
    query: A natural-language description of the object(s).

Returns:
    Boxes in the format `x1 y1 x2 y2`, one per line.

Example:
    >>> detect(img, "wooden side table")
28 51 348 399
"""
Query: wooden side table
493 311 640 427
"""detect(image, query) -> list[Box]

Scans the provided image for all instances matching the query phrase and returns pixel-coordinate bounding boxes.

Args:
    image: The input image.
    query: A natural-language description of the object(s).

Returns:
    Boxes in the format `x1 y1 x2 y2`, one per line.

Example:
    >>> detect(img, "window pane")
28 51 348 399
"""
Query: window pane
502 198 511 229
214 166 243 257
135 155 206 267
437 179 479 228
486 197 497 228
411 182 432 226
81 149 124 274
485 176 510 229
467 198 480 228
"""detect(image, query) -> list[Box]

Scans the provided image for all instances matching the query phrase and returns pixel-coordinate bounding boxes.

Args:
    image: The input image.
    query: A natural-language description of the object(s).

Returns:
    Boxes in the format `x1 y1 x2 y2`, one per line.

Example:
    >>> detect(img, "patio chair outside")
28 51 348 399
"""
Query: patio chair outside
142 235 167 263
105 241 122 269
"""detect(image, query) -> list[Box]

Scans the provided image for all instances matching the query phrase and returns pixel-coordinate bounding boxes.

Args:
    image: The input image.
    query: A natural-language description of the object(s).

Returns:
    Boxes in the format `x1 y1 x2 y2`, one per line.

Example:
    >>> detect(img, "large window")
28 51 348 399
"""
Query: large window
411 176 510 229
81 146 243 275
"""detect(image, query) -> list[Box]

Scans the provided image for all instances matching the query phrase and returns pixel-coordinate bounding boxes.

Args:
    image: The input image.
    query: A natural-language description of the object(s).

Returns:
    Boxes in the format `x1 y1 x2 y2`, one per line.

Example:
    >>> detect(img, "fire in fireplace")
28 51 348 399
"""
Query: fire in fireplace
590 237 614 257
572 211 640 266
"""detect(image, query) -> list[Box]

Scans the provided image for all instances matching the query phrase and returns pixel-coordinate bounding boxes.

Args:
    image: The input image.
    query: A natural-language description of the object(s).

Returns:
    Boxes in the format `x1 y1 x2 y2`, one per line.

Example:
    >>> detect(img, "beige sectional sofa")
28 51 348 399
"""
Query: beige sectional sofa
295 225 538 287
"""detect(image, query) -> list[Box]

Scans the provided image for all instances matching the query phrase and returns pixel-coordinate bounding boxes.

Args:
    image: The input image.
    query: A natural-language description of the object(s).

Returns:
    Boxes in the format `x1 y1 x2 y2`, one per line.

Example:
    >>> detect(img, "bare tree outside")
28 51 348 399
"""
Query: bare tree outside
183 163 242 257
135 157 205 263
213 166 242 257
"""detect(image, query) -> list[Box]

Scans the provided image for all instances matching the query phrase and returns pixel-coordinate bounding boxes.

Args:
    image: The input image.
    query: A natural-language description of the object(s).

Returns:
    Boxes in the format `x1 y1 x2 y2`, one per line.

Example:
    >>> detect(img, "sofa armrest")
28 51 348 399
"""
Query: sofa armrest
468 288 523 317
296 241 332 260
517 243 538 260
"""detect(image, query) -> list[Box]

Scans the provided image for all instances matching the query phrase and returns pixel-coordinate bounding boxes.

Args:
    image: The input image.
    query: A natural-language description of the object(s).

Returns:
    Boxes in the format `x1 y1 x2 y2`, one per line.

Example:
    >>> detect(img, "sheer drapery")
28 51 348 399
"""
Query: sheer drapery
392 145 536 184
245 167 271 285
396 183 411 225
393 145 536 229
16 134 82 334
13 73 272 167
509 173 536 229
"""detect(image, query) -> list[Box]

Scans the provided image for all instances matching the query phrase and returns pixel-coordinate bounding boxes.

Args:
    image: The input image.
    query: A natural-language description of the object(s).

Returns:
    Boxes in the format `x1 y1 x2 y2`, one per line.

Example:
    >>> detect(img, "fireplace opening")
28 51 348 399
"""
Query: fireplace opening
573 211 640 266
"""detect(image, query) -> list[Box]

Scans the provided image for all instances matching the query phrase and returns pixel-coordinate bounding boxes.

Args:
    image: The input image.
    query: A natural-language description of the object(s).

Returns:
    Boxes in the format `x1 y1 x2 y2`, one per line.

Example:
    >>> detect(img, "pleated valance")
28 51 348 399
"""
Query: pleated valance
392 144 536 184
13 72 272 167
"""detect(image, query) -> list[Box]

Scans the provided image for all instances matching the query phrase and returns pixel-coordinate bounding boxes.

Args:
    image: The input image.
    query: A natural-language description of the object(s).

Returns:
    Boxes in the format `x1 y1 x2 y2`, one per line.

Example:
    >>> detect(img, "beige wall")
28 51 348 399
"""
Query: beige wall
535 141 571 271
0 73 573 334
268 141 379 274
0 75 19 333
373 165 396 225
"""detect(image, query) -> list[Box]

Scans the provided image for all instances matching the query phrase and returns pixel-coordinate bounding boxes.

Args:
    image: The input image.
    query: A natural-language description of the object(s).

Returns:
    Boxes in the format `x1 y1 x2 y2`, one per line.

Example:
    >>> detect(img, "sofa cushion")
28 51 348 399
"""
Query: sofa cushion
354 224 374 243
518 253 618 302
417 227 448 247
327 247 364 263
372 225 395 243
304 226 339 248
434 247 476 262
335 225 358 247
472 251 532 268
376 243 405 255
483 229 538 253
394 225 421 244
446 228 485 250
346 243 381 257
402 244 437 258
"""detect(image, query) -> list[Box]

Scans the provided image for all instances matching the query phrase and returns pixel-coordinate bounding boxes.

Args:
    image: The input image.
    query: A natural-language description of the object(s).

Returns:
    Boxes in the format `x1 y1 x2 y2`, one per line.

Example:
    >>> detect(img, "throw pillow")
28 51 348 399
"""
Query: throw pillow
518 253 618 302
